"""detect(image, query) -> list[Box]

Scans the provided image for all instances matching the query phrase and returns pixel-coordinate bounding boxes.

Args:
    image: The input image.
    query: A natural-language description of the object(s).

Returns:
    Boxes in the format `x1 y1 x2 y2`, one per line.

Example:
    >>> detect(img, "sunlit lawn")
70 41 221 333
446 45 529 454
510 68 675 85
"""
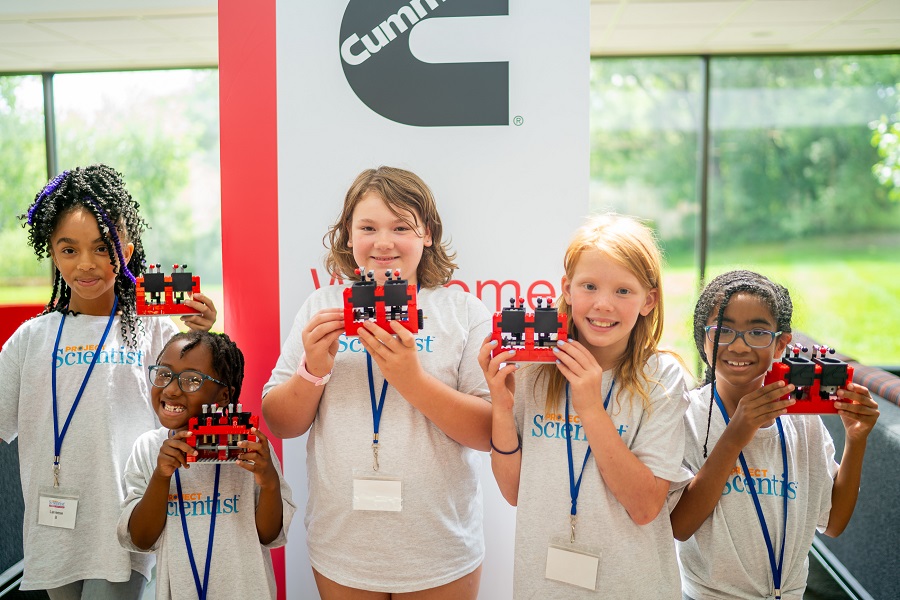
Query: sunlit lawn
3 237 898 372
663 234 900 372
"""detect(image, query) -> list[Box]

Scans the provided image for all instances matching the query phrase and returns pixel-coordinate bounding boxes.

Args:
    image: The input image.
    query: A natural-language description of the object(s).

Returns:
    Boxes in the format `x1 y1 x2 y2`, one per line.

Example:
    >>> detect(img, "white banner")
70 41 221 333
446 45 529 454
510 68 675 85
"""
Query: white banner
276 1 588 596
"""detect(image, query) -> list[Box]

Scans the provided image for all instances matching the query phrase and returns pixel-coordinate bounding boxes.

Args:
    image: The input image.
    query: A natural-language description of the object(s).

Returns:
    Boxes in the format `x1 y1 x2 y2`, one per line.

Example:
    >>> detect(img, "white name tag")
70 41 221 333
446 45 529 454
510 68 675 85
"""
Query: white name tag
37 486 80 529
546 543 600 590
352 474 402 512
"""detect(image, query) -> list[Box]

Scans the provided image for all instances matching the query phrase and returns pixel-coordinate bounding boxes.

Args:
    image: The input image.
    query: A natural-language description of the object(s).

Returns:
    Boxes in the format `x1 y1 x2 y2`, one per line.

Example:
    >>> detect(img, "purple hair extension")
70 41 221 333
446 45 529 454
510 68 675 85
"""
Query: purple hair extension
26 170 71 225
85 196 137 285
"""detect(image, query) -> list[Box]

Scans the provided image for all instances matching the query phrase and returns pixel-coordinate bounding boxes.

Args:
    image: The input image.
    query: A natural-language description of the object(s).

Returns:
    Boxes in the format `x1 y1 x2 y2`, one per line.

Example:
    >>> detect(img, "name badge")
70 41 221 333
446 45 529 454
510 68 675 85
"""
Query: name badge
545 538 600 591
37 486 80 529
352 471 402 512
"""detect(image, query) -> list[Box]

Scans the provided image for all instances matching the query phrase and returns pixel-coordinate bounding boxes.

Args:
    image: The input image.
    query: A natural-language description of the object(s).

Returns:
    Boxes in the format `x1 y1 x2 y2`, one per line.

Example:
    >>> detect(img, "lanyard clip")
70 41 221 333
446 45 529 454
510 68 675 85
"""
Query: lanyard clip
774 588 781 600
53 456 60 487
570 514 577 543
372 442 379 472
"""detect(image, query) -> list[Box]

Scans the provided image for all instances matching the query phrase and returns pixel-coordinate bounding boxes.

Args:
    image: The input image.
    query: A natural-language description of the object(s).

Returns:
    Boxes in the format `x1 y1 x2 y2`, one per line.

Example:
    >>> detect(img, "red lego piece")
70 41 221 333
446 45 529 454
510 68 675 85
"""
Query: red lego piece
763 344 854 414
136 263 202 317
185 403 259 463
343 268 423 336
491 297 568 363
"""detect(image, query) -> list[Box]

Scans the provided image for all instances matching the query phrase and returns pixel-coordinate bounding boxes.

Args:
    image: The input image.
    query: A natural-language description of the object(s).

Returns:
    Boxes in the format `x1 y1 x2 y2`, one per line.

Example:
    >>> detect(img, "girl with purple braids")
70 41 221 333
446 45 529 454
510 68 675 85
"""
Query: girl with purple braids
0 165 217 599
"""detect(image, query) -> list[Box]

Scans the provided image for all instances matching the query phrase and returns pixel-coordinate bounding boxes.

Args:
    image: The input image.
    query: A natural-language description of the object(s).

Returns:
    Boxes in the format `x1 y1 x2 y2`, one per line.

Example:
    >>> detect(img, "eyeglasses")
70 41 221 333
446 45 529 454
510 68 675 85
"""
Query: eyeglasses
704 325 782 349
148 365 226 393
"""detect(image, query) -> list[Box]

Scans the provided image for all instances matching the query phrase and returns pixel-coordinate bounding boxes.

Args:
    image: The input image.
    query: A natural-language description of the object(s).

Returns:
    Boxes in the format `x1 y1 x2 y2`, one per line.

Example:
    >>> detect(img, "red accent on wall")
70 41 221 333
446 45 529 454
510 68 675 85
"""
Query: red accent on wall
0 304 44 347
218 1 284 597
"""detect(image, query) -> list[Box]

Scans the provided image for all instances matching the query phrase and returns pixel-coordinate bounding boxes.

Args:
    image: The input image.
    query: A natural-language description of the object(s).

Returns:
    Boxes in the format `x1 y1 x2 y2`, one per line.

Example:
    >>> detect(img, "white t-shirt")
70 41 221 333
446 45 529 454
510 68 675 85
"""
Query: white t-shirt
263 284 492 593
677 384 839 600
511 353 690 599
117 427 295 600
0 311 178 590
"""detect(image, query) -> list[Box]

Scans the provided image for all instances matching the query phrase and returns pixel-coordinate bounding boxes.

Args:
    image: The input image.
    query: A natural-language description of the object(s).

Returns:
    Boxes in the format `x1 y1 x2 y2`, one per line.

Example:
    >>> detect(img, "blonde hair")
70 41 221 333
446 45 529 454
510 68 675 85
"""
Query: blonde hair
324 166 458 288
540 213 666 415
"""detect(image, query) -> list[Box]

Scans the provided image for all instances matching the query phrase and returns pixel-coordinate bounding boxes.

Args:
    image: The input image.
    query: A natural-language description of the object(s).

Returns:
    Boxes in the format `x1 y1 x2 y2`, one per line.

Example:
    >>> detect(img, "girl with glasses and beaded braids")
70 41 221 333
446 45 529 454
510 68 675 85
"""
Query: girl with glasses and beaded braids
118 331 295 600
480 214 691 599
0 165 217 599
671 270 879 600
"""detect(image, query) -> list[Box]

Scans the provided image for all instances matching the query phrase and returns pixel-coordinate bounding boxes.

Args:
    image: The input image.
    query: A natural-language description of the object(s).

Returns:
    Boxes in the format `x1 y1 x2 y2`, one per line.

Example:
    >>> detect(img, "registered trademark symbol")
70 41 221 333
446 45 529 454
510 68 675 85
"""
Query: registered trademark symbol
513 116 524 126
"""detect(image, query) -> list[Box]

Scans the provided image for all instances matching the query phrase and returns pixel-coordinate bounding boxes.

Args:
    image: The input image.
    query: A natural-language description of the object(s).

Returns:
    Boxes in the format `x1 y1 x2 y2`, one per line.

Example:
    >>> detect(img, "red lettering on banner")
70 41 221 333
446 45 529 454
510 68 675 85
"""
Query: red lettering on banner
312 269 561 312
310 269 344 290
475 280 521 311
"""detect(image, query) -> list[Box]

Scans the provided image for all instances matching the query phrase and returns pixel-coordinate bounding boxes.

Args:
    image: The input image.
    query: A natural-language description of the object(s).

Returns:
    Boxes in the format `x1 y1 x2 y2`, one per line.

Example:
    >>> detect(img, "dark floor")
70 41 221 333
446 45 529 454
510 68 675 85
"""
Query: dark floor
806 549 854 600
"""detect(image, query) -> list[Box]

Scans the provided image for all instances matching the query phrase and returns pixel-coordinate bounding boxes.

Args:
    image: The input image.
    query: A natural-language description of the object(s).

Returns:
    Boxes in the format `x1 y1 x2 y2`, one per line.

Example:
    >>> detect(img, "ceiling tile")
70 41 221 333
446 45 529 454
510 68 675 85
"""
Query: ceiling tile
616 2 741 26
32 18 169 42
732 0 859 25
0 21 71 45
144 15 217 39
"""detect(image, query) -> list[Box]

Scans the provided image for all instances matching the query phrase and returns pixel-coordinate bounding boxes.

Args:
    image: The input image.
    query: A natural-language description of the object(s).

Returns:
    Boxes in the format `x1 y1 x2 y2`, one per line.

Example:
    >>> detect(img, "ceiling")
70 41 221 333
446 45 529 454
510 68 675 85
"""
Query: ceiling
0 0 897 73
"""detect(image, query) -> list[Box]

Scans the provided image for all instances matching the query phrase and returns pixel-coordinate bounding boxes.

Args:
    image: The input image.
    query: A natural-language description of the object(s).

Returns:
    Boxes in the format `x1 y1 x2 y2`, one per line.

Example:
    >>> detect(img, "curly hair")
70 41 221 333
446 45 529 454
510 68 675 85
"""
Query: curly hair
19 165 149 346
693 269 793 456
323 166 458 288
157 330 245 404
537 213 668 415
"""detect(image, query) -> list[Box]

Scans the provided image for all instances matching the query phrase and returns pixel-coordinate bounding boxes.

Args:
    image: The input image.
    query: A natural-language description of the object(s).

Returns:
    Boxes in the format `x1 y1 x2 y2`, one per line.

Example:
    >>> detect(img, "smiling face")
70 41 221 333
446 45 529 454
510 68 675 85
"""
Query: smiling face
706 292 792 404
151 338 230 431
49 207 133 315
348 191 432 285
562 249 658 369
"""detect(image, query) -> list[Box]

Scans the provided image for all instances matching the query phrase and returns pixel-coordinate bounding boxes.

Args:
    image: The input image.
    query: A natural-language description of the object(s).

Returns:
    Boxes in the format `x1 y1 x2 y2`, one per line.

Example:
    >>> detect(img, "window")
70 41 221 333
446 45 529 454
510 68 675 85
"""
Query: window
591 54 900 368
0 75 49 303
590 58 702 362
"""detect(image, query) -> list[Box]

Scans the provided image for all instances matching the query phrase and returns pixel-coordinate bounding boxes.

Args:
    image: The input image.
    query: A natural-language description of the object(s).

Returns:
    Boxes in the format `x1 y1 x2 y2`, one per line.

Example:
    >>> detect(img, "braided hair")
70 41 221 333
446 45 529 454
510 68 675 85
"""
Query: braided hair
693 270 793 456
157 331 245 404
19 165 149 347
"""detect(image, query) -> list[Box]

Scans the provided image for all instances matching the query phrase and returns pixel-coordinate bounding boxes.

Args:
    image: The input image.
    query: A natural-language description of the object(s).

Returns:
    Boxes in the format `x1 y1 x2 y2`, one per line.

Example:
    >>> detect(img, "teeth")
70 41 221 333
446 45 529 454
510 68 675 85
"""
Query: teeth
163 402 185 413
726 361 750 366
589 319 615 327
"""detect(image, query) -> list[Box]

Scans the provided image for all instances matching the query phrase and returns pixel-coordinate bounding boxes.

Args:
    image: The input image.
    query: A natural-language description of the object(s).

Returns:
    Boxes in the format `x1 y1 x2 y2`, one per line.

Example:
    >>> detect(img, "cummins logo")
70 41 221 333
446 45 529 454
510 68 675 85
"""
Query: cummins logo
339 0 509 127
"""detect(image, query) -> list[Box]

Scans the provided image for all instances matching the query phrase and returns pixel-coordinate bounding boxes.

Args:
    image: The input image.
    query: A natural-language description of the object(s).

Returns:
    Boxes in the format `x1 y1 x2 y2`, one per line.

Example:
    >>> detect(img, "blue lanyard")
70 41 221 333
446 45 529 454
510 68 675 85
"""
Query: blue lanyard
175 464 221 600
50 297 118 486
714 386 788 600
366 353 389 471
364 283 419 472
564 380 614 542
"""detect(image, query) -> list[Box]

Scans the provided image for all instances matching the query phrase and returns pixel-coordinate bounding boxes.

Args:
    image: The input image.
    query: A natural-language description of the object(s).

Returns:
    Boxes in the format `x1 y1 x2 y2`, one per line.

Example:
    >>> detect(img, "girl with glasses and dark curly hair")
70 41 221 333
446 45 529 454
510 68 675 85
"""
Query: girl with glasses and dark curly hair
671 269 879 600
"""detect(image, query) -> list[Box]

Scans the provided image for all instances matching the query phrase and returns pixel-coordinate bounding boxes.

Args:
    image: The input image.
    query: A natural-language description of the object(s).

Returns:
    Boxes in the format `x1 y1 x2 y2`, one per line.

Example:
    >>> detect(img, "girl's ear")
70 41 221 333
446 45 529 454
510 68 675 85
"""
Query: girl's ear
774 332 792 357
561 276 572 305
423 227 433 247
214 384 231 407
639 288 659 316
122 241 134 266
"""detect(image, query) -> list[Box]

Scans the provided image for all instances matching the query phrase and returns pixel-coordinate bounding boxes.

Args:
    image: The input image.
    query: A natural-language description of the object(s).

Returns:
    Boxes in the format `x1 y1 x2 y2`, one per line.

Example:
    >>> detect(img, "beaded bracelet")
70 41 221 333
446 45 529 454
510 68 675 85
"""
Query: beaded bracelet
490 437 521 455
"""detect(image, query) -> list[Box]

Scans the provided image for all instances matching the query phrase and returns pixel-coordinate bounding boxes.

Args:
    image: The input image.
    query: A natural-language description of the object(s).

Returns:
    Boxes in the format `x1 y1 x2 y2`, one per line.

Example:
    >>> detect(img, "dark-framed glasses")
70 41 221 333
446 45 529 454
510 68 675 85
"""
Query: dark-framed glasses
704 325 782 349
148 365 226 393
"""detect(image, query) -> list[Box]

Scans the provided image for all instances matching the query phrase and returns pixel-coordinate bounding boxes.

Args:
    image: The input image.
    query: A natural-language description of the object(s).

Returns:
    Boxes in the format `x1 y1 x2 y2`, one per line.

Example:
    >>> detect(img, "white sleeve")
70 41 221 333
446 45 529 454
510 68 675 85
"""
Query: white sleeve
628 355 691 484
456 295 492 400
117 433 163 553
0 324 24 442
262 298 316 397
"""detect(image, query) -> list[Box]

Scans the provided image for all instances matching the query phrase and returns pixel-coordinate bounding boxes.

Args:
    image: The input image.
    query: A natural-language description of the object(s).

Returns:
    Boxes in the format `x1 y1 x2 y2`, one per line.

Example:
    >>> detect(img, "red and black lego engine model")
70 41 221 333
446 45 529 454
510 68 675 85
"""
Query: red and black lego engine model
491 297 568 363
763 344 854 414
136 263 201 317
186 403 259 463
343 268 423 336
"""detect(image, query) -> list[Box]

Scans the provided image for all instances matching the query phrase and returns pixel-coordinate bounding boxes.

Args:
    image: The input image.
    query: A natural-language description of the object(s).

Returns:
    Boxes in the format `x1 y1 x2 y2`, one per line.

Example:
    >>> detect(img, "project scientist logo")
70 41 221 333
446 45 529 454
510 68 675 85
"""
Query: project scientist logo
339 0 509 127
